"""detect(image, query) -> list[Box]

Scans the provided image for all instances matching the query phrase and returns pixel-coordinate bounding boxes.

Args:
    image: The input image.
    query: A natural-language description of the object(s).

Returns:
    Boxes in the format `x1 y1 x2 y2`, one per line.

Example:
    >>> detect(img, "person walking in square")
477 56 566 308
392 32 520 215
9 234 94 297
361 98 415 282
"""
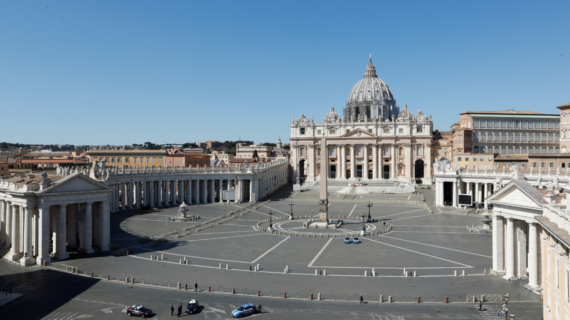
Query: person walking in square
177 304 182 317
479 300 483 311
171 305 174 316
195 282 198 292
359 294 364 304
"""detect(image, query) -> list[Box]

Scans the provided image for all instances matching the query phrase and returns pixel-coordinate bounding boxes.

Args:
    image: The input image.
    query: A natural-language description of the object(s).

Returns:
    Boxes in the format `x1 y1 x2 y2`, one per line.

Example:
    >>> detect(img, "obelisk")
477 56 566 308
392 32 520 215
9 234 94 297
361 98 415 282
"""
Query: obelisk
319 136 329 222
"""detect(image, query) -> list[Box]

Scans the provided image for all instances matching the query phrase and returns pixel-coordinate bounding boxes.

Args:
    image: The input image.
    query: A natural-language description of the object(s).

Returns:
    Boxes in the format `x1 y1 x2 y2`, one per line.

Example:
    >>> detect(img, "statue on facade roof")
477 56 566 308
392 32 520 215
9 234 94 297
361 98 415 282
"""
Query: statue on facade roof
40 171 48 185
547 180 554 196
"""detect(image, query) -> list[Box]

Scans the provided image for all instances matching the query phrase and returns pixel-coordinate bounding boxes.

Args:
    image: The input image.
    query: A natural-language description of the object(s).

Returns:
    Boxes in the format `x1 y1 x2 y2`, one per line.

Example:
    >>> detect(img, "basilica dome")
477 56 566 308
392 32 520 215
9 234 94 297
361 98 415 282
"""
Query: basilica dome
347 58 394 104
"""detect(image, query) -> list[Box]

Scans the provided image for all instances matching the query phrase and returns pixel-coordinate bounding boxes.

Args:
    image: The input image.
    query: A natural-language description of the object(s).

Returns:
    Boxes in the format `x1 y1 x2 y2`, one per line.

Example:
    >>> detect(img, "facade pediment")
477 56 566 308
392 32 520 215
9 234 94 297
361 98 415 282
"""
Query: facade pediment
340 129 378 138
487 182 544 209
39 173 111 194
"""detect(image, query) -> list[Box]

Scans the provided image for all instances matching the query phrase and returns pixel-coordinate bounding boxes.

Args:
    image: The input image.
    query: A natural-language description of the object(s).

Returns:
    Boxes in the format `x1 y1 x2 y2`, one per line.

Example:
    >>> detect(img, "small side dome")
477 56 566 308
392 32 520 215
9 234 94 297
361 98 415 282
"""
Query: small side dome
324 105 341 123
397 103 413 120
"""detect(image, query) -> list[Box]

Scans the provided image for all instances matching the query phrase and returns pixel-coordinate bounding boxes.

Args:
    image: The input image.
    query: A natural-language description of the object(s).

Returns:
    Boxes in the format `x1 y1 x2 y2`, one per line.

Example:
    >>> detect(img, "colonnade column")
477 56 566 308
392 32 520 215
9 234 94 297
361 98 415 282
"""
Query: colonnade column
5 204 11 247
121 183 126 210
20 206 33 265
391 144 397 179
405 145 412 178
135 182 141 208
340 145 346 179
350 145 355 179
180 180 185 204
37 205 51 265
504 218 515 280
56 205 69 260
528 222 539 288
143 182 148 207
10 205 20 260
149 181 155 207
363 145 369 180
196 180 201 204
203 180 209 203
0 201 5 245
84 202 94 254
475 183 480 204
219 179 223 203
492 215 504 273
452 181 458 208
187 179 193 204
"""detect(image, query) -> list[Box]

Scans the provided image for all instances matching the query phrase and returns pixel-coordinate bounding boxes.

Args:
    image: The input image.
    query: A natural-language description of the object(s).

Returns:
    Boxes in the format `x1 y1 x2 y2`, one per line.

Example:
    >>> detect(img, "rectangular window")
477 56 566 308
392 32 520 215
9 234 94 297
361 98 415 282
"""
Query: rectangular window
111 157 115 163
473 157 477 162
152 158 156 163
417 126 422 133
465 157 469 161
466 165 469 169
159 158 162 163
495 163 499 168
146 157 150 163
118 157 122 163
330 147 336 156
488 156 492 161
383 128 389 133
398 128 403 134
542 162 546 168
522 163 526 168
140 157 143 163
480 157 483 161
505 163 509 168
300 128 305 135
133 157 137 163
533 162 537 168
357 147 362 156
457 157 462 161
317 130 321 135
556 257 560 289
125 157 130 163
550 163 554 168
177 160 180 165
330 129 335 134
368 129 372 133
384 147 389 156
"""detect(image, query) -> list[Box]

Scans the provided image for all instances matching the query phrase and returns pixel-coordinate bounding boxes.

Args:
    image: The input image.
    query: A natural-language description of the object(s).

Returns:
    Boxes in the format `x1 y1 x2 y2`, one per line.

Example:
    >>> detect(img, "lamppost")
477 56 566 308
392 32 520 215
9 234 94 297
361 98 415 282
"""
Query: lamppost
289 201 294 220
359 213 367 232
503 294 510 320
268 210 273 229
366 201 373 221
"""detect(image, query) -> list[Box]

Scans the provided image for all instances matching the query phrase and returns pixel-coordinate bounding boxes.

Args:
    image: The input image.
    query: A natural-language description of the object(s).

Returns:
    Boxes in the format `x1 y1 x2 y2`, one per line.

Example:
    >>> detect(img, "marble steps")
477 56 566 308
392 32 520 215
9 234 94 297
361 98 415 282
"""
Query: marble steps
0 246 12 261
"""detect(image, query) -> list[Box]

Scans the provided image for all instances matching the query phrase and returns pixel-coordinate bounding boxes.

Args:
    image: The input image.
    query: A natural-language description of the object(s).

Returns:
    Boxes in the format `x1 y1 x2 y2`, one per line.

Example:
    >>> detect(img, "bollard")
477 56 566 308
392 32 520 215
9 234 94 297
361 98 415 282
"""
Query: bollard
219 263 222 269
315 270 318 275
208 286 211 292
90 272 93 278
226 264 229 270
150 255 153 260
249 266 252 271
232 288 235 294
445 296 448 303
107 274 110 280
283 292 286 298
185 260 188 265
284 268 287 274
132 277 135 283
414 271 417 277
364 271 367 277
380 295 383 303
257 263 260 270
257 290 260 297
323 270 326 276
125 277 129 283
318 292 321 301
454 270 457 276
372 268 375 277
310 293 313 300
403 268 406 275
417 296 420 303
178 282 181 289
462 270 465 276
180 259 182 264
388 295 392 303
161 254 164 260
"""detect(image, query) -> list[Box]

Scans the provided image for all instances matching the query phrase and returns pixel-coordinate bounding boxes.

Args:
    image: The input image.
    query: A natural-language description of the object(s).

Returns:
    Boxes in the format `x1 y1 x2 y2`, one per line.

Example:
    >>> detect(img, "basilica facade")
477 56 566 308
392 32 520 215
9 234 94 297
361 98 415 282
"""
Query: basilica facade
290 58 433 183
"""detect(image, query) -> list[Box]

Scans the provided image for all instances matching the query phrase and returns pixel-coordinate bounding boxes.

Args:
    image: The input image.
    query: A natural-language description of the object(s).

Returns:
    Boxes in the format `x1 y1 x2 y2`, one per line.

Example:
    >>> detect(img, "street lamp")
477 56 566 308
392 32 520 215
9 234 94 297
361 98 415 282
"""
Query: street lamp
503 294 510 320
359 213 367 232
366 201 373 221
289 201 294 220
268 210 273 228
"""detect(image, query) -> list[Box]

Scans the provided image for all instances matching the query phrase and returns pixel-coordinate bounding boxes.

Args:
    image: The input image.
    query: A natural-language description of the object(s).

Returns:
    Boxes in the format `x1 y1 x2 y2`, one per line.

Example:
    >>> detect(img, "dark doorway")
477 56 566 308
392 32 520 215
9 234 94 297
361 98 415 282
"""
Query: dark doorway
415 159 424 178
356 165 363 178
383 165 390 179
368 170 373 179
443 181 453 206
330 165 336 179
299 160 305 178
347 170 351 178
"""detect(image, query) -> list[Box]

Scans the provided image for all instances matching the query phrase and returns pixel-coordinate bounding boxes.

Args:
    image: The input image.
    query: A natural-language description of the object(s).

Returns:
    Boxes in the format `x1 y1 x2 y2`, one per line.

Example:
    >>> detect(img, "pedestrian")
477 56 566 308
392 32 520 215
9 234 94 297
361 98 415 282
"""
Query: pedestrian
177 304 182 317
195 282 198 292
479 300 482 311
258 304 262 313
359 294 364 304
171 305 174 316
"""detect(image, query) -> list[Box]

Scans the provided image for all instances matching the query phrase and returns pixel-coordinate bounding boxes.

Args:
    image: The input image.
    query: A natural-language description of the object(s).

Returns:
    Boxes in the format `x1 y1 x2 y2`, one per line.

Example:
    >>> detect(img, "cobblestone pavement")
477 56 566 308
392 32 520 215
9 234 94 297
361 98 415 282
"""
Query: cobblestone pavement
0 260 543 319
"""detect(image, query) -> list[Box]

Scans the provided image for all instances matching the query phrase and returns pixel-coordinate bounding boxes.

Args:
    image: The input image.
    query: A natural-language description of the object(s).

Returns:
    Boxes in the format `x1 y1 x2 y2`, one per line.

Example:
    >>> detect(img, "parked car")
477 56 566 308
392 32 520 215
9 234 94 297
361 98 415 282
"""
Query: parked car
344 237 351 244
232 303 256 318
186 299 199 314
127 305 152 318
353 237 361 244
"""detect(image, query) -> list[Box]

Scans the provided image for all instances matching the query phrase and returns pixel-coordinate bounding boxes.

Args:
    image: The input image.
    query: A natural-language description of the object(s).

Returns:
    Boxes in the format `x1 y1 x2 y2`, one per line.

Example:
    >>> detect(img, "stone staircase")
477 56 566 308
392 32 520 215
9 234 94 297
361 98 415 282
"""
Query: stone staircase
0 246 12 261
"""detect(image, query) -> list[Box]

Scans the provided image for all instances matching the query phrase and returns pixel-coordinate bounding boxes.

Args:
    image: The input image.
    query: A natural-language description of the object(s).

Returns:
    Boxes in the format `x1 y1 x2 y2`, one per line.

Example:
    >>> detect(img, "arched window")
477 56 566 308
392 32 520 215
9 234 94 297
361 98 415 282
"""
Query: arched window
399 148 403 156
502 133 507 142
522 146 527 154
300 147 306 157
508 133 513 141
515 133 520 141
515 147 520 154
501 147 507 154
481 146 487 153
548 133 553 142
383 146 389 156
508 147 513 154
330 147 336 156
481 132 487 142
368 148 372 155
417 146 423 156
549 147 554 154
542 147 547 154
474 146 479 153
555 147 560 153
521 133 527 142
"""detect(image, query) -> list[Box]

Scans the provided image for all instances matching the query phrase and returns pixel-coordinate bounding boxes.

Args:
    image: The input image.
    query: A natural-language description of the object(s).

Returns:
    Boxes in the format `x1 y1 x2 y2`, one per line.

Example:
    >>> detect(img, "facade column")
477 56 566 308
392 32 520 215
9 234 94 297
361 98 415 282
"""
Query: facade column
219 179 224 203
373 144 378 179
99 201 110 251
127 182 133 210
143 181 148 207
405 145 412 178
180 180 185 204
308 145 315 181
20 206 34 265
475 183 480 204
203 180 209 203
37 206 51 265
196 180 201 204
210 179 215 203
121 183 126 210
504 217 515 280
237 179 242 202
391 144 397 179
363 144 369 180
149 181 155 207
5 204 11 247
68 204 78 249
187 179 193 204
10 205 20 260
84 202 94 254
350 145 355 180
56 205 69 260
492 215 505 273
134 182 140 208
340 145 346 179
528 222 539 288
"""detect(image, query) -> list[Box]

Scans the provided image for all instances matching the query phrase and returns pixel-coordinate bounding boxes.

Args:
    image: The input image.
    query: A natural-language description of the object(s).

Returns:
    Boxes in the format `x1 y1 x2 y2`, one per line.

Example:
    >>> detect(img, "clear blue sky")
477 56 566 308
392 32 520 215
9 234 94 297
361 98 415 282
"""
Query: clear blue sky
1 1 569 145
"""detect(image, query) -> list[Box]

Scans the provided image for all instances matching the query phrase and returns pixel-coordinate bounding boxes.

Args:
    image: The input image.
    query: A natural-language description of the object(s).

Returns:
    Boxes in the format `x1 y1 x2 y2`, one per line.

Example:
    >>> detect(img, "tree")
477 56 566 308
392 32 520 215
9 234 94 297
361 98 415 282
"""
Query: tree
252 149 259 158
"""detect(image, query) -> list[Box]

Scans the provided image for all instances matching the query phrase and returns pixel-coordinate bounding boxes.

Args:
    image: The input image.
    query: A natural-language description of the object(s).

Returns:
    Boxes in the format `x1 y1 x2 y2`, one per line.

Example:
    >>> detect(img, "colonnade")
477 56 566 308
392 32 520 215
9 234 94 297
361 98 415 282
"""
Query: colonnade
492 215 540 288
0 200 109 265
107 169 289 212
434 179 494 208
